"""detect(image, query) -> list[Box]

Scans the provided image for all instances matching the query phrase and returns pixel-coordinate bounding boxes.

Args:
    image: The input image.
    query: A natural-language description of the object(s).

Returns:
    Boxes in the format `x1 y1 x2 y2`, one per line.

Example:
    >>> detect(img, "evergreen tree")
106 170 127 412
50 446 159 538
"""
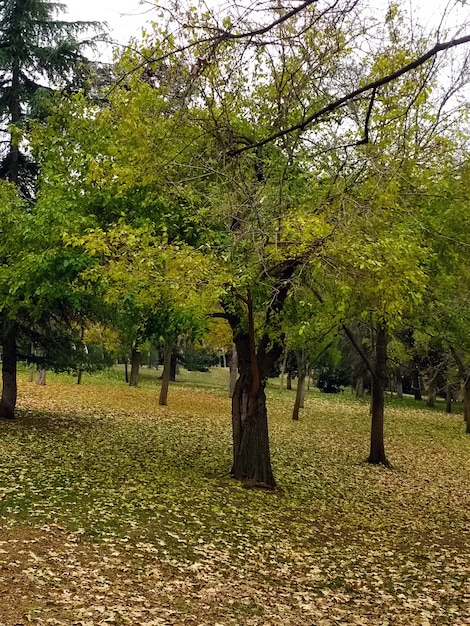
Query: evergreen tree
0 0 102 419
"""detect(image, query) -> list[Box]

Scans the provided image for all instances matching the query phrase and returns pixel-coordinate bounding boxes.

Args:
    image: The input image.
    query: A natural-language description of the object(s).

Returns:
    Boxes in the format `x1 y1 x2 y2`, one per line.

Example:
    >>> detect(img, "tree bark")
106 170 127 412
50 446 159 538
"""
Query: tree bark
368 323 389 465
286 371 292 390
445 382 452 414
229 343 238 398
231 332 275 487
170 349 177 382
159 338 174 406
129 347 140 387
0 322 17 420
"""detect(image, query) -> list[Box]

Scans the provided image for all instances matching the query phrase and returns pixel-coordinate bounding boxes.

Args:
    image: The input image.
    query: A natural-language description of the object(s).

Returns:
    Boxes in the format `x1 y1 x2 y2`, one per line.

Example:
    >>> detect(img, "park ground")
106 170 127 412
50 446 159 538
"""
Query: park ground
0 366 469 625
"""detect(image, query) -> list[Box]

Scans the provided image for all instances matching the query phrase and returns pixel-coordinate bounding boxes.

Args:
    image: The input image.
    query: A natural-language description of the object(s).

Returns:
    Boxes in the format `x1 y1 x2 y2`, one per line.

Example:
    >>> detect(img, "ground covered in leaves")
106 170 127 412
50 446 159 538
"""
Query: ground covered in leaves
0 369 469 625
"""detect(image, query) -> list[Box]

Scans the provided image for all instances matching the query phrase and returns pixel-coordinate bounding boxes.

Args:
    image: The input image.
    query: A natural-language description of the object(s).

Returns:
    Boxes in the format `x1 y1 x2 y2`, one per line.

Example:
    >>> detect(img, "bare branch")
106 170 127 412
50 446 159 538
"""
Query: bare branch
229 33 470 155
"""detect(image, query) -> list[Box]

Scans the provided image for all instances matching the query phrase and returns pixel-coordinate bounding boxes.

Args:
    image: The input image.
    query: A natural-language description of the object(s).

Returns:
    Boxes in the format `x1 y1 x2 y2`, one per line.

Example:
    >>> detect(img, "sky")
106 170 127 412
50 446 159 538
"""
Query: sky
61 0 470 60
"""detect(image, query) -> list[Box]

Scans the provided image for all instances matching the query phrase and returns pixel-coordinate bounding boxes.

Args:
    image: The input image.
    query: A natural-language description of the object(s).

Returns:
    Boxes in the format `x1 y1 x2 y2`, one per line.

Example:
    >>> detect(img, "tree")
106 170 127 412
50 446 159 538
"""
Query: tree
0 0 102 419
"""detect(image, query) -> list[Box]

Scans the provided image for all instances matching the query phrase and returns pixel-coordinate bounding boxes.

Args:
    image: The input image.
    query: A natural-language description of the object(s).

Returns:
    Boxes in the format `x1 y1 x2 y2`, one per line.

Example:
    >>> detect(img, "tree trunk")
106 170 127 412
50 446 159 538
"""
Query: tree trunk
229 343 238 398
231 335 275 487
286 371 292 390
292 349 306 420
170 349 177 382
412 368 422 401
159 338 174 406
464 378 470 434
355 374 365 397
0 322 17 420
426 377 437 408
279 346 288 390
368 323 389 465
395 368 403 399
36 368 46 386
445 382 452 414
77 368 83 385
124 358 129 383
129 348 140 387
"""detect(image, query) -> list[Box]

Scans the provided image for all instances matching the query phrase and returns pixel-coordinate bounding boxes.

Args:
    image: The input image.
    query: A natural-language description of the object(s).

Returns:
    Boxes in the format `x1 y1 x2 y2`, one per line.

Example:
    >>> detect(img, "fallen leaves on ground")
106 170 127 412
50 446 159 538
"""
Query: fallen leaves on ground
0 370 468 624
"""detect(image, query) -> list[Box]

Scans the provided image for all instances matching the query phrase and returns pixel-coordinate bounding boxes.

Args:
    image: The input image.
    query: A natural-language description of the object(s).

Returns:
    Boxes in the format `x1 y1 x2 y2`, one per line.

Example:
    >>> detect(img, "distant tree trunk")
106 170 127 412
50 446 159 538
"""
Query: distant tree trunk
159 338 174 406
0 322 17 420
449 348 470 433
368 323 389 465
343 321 389 466
286 371 292 390
445 382 452 414
170 348 177 382
412 368 422 401
124 358 129 383
292 349 306 421
77 368 83 385
464 380 470 434
229 343 238 398
279 346 288 390
395 368 403 399
129 348 140 387
36 368 46 386
426 378 437 408
300 364 307 408
355 374 365 397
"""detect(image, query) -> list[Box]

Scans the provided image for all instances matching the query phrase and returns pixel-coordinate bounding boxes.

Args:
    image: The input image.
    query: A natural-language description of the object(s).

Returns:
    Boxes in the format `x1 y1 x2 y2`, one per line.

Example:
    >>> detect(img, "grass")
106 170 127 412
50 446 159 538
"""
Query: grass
0 366 469 625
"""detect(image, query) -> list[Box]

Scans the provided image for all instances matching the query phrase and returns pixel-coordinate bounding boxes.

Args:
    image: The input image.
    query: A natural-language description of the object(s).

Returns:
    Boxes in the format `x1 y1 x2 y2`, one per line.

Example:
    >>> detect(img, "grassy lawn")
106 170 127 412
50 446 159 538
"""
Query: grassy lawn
0 367 469 625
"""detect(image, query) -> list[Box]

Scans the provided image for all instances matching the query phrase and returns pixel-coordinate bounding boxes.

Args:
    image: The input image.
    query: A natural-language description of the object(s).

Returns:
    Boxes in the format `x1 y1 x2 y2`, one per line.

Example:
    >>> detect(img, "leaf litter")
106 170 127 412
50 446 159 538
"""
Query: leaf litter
0 372 468 624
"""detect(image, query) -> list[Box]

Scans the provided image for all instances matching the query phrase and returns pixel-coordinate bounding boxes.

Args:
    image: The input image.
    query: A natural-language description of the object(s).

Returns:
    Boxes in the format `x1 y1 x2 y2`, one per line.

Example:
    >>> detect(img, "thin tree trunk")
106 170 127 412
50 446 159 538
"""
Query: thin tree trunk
159 338 174 406
279 345 288 390
426 377 437 408
286 371 292 390
36 368 46 386
229 343 238 398
292 349 306 420
170 346 177 382
368 323 389 465
129 348 140 387
412 368 422 401
395 368 403 399
355 374 365 397
124 358 129 383
464 378 470 434
0 322 17 420
77 368 83 385
445 382 452 414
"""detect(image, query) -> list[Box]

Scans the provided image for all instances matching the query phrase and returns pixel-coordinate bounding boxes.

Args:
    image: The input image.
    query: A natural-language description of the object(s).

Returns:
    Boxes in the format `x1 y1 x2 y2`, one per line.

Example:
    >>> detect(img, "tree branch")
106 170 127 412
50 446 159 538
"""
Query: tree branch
229 34 470 155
